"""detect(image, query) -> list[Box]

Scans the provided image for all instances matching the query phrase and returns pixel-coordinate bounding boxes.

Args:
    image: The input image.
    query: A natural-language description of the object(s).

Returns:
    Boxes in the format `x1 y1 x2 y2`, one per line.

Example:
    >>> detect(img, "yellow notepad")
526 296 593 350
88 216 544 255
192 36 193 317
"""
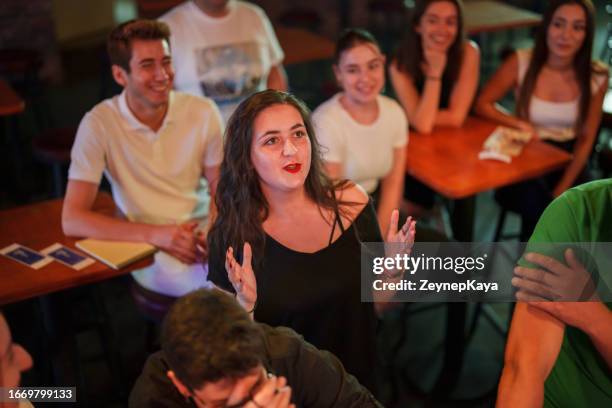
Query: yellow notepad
76 239 156 270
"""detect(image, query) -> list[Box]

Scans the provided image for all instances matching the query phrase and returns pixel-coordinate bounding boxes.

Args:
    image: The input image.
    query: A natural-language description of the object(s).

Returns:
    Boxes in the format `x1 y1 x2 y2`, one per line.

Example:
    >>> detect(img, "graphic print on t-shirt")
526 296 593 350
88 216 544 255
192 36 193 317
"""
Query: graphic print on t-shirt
194 42 263 108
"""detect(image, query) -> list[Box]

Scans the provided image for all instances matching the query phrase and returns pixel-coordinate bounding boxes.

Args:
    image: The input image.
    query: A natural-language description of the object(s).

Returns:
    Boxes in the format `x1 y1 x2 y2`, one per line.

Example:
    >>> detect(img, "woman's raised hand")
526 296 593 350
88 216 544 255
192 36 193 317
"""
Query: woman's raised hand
225 242 257 313
386 210 416 255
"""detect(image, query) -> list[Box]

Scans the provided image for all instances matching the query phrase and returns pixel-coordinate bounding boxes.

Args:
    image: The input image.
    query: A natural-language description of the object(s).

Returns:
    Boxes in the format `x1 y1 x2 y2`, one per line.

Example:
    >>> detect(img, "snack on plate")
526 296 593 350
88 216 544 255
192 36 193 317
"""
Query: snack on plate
536 126 574 142
479 126 532 162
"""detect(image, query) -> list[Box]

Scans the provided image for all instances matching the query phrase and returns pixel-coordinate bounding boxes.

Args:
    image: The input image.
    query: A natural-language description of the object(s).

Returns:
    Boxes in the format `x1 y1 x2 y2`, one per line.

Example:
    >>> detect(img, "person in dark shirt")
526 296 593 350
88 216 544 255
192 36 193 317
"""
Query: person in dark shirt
129 289 382 408
206 89 415 393
1 311 34 408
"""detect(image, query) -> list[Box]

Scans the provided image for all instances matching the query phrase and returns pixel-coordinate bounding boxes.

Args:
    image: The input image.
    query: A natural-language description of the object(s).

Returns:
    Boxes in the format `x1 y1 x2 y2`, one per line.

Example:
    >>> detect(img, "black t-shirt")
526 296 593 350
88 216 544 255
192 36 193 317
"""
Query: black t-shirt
415 75 452 109
128 324 382 408
208 201 383 391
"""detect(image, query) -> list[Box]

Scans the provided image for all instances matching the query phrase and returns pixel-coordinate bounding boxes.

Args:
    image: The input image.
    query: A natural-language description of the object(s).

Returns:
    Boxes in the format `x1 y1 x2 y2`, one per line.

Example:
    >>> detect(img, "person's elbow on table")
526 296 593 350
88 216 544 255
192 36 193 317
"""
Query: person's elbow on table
412 119 434 135
61 202 83 237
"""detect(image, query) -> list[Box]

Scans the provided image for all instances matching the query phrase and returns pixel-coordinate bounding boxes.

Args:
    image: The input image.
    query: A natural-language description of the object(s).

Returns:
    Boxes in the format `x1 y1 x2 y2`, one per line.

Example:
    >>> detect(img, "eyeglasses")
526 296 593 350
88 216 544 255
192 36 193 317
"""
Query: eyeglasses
190 368 268 408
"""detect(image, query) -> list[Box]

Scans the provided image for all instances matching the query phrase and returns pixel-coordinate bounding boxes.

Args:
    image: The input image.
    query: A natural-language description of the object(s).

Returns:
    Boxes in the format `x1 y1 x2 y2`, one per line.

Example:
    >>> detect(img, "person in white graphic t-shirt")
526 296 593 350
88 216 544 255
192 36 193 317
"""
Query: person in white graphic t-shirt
160 0 288 121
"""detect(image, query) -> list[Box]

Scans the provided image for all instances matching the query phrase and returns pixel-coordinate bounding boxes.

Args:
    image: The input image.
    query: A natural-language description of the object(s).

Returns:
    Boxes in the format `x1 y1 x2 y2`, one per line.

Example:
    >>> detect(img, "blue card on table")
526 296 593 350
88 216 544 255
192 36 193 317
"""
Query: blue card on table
42 243 95 270
1 243 53 269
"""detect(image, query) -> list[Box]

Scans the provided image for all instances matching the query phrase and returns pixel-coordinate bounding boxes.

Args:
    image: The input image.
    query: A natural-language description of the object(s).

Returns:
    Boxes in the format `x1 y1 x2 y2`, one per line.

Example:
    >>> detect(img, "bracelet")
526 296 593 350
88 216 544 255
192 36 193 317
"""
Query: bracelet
246 300 257 314
427 76 441 80
237 295 257 314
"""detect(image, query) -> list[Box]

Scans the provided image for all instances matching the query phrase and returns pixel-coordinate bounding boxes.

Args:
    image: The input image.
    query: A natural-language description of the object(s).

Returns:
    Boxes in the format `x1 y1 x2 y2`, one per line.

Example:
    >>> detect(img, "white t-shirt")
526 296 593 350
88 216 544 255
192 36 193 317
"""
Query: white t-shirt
312 93 408 193
69 91 224 296
160 0 284 121
515 48 607 141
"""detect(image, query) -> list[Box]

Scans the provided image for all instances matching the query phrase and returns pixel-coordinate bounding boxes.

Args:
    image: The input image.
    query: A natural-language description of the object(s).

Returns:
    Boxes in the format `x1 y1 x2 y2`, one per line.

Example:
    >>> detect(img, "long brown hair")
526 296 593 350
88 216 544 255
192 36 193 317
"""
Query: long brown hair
393 0 465 87
516 0 598 135
207 90 350 271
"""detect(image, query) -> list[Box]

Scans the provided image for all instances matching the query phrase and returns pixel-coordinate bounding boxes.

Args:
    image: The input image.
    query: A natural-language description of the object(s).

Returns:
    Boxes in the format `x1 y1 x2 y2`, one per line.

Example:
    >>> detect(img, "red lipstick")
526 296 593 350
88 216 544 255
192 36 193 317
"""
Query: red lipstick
283 163 302 173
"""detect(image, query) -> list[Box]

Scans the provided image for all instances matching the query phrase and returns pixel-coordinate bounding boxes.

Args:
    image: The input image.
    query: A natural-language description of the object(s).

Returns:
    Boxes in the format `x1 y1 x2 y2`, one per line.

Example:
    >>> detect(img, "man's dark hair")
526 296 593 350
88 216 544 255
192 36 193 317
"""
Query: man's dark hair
161 289 264 390
107 19 171 72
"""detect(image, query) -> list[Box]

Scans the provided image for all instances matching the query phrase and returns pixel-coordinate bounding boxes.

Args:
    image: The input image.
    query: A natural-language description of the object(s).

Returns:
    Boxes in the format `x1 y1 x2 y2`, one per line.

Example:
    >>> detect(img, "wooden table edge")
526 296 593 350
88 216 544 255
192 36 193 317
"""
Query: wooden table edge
467 19 541 34
412 155 572 200
0 257 153 305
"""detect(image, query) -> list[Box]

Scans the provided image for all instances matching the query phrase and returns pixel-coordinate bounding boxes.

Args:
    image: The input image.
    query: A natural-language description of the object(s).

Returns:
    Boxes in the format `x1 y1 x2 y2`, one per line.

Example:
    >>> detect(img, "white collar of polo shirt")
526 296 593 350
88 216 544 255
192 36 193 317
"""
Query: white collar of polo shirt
118 90 176 138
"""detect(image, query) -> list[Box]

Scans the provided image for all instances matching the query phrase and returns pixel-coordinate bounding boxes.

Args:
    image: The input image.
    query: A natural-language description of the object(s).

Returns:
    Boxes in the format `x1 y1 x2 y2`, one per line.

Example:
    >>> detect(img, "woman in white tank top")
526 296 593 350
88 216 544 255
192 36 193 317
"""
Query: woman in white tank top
475 0 608 240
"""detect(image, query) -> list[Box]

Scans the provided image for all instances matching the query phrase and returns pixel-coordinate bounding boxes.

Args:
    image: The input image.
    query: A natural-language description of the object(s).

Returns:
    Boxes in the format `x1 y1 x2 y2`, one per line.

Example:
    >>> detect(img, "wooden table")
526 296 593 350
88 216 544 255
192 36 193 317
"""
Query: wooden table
464 0 541 34
0 79 25 116
275 26 335 65
404 117 570 396
0 193 152 305
406 116 572 200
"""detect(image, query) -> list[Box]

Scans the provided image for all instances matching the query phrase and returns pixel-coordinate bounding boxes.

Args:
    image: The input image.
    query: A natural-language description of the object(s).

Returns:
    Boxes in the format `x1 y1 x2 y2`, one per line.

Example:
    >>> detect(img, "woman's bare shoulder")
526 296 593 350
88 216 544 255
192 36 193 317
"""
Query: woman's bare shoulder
464 40 480 55
336 182 369 221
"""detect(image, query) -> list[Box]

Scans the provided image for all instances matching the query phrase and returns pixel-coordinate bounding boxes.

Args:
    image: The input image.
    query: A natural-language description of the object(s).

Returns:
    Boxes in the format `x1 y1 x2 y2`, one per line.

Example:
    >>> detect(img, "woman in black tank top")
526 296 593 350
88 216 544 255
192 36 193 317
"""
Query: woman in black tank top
206 90 415 394
388 0 480 214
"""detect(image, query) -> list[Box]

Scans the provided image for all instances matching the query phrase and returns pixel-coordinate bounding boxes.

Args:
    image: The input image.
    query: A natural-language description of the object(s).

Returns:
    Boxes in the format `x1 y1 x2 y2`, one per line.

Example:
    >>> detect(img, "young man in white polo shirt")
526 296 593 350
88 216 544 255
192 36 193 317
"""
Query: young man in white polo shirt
62 19 223 297
160 0 287 122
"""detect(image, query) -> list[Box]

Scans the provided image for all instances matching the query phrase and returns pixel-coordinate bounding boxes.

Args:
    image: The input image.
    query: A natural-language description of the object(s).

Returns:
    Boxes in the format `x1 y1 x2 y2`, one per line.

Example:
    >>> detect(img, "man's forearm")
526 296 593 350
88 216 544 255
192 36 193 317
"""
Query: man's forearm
497 362 545 408
497 304 565 407
62 208 155 243
583 303 612 369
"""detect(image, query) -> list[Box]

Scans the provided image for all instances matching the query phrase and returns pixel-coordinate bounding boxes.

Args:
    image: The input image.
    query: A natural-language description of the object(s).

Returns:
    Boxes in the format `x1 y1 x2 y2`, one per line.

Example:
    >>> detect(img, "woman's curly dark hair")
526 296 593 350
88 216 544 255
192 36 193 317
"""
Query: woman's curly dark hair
207 90 351 286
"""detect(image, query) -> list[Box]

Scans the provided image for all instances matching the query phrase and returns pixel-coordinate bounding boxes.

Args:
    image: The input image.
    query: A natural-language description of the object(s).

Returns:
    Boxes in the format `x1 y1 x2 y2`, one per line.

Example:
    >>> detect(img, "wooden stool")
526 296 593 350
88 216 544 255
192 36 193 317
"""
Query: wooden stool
0 48 45 129
130 280 177 351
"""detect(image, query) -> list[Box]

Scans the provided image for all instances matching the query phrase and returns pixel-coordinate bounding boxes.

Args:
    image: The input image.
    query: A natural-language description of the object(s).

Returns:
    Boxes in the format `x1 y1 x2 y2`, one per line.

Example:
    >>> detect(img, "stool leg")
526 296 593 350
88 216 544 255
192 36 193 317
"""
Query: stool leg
451 197 475 242
52 163 64 198
431 303 468 396
494 209 507 241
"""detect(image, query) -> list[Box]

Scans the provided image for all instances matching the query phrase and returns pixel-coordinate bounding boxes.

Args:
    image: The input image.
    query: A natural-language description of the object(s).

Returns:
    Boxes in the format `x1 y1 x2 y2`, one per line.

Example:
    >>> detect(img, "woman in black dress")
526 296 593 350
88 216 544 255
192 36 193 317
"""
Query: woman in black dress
207 90 414 392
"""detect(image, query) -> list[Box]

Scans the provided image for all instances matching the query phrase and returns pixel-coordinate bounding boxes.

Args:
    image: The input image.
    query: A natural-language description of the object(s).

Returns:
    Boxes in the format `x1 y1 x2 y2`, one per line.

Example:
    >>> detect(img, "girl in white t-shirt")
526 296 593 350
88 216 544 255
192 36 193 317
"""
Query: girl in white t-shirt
313 29 408 233
475 0 608 240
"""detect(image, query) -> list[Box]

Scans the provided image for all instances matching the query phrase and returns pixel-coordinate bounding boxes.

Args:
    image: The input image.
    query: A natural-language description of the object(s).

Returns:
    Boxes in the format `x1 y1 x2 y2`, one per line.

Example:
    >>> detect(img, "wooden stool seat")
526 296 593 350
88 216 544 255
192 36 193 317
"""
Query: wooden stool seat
130 280 177 351
32 127 75 164
0 48 42 76
130 280 177 324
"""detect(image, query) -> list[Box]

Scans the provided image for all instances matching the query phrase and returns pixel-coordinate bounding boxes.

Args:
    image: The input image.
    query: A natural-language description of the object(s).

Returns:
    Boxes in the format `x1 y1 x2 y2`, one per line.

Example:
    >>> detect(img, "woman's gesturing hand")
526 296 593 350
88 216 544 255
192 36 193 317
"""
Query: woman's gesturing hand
226 242 257 313
385 210 416 253
382 210 417 281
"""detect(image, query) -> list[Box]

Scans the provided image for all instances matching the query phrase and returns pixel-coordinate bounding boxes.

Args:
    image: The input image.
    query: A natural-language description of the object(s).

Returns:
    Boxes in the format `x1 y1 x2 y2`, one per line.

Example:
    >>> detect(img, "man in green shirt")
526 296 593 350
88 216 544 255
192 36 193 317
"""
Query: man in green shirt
497 179 612 407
